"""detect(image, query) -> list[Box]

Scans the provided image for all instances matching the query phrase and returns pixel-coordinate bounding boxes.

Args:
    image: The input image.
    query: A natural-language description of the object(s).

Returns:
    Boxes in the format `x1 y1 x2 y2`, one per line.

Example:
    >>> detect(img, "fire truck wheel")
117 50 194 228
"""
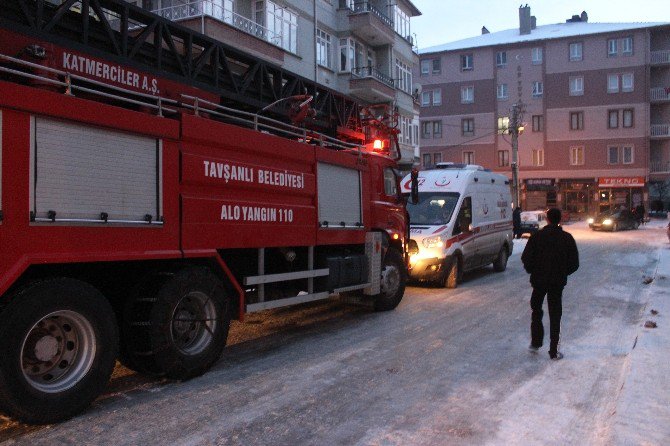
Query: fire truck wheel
0 279 118 424
123 267 231 380
373 248 406 312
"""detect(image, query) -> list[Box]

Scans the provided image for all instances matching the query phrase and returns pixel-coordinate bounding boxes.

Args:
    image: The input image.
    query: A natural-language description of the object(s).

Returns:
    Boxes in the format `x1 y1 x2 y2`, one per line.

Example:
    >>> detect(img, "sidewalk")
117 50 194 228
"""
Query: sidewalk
608 220 670 444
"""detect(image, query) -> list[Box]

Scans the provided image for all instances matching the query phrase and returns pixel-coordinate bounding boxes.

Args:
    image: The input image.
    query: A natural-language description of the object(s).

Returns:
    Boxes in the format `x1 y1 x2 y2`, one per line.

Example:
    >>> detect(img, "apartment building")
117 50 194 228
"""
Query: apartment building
417 6 670 216
123 0 421 169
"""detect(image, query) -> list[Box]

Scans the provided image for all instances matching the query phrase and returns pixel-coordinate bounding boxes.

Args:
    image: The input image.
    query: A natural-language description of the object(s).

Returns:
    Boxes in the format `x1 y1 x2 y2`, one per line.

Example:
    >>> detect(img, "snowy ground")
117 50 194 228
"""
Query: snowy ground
1 219 669 445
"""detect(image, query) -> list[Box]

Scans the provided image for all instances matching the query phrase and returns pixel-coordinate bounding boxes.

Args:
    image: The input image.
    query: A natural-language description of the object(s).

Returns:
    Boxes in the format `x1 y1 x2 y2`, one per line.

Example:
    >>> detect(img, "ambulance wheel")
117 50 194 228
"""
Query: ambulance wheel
122 267 231 380
493 246 508 272
373 248 406 312
444 257 461 289
0 279 118 424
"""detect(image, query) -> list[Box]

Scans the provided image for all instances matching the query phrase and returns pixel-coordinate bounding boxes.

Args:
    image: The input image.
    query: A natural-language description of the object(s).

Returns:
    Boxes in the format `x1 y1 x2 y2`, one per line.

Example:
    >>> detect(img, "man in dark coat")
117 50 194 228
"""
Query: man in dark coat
512 206 522 239
521 208 579 360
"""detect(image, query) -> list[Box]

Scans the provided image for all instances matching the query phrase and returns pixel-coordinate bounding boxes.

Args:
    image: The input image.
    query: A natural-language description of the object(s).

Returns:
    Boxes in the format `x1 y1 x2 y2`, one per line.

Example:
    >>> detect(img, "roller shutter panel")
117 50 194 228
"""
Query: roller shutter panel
317 162 361 227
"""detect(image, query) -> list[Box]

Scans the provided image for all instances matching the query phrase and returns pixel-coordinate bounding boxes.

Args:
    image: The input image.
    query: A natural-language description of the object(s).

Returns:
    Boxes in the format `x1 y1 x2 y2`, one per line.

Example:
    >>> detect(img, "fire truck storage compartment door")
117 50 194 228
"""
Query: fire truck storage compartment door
31 117 160 223
317 162 362 227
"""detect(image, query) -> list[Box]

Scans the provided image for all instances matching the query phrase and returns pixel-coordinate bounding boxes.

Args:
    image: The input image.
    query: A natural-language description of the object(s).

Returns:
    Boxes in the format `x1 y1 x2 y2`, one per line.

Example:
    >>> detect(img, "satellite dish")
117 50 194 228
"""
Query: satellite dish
414 83 422 94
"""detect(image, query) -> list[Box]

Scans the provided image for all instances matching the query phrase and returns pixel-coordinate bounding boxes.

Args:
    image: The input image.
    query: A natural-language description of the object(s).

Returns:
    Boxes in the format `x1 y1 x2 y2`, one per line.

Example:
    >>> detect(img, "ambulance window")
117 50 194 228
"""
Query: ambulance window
453 197 472 235
383 168 397 196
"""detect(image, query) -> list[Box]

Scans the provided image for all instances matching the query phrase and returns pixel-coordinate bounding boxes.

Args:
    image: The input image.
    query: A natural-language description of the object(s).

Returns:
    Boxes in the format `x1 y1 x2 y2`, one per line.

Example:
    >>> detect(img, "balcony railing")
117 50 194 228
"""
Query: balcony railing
651 87 670 102
651 50 670 65
351 66 394 88
344 1 393 29
152 1 283 50
651 124 670 137
650 161 670 173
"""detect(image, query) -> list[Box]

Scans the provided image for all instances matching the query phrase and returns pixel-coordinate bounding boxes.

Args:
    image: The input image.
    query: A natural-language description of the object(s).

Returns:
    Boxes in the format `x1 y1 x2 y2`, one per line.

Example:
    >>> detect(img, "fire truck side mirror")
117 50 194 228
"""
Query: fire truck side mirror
410 169 419 205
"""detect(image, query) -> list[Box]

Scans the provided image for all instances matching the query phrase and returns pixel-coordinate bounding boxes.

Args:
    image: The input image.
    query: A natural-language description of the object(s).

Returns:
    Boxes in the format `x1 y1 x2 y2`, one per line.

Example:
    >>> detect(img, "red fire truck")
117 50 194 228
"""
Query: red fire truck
0 0 410 423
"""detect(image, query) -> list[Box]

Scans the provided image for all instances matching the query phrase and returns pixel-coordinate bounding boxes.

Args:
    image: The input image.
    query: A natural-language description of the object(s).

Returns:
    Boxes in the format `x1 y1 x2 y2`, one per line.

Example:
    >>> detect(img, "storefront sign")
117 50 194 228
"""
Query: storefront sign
598 177 645 188
525 178 555 191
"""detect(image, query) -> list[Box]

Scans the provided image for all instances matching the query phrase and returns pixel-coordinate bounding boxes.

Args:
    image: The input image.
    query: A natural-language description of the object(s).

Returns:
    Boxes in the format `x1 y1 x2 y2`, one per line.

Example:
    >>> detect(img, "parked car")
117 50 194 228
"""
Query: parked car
519 210 548 236
587 209 639 231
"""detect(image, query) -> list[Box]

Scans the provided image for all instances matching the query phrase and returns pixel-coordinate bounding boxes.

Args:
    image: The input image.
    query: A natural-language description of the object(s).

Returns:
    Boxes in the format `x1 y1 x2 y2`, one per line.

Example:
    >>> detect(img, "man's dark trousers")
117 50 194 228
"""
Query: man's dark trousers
530 285 563 354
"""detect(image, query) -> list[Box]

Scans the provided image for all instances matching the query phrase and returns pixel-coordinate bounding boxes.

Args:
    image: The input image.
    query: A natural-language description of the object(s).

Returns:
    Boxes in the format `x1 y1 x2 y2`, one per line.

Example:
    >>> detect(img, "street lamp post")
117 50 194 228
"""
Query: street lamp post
510 103 524 208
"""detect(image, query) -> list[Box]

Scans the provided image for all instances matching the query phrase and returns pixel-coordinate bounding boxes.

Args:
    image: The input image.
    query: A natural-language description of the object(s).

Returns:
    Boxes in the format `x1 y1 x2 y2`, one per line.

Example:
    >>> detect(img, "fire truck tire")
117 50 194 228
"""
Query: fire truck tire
122 267 231 380
373 248 406 312
0 278 118 424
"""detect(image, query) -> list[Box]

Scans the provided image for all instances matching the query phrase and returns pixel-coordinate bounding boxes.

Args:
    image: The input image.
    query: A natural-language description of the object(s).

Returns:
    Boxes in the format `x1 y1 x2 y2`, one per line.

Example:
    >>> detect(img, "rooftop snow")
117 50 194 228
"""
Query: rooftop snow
419 21 669 54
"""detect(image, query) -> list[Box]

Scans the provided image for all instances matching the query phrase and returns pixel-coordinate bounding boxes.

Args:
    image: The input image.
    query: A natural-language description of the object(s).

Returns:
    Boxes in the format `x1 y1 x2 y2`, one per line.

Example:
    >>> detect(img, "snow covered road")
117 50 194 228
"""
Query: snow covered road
2 220 668 445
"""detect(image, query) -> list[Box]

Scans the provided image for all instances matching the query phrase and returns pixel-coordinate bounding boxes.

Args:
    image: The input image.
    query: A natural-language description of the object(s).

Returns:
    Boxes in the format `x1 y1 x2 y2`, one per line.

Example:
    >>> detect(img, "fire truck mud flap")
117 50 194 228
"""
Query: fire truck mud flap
120 266 232 380
0 278 118 424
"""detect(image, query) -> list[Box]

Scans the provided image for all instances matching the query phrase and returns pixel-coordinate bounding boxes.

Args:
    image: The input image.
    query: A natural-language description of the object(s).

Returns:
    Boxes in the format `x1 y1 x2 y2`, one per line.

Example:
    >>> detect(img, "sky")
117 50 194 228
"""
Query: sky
411 0 670 50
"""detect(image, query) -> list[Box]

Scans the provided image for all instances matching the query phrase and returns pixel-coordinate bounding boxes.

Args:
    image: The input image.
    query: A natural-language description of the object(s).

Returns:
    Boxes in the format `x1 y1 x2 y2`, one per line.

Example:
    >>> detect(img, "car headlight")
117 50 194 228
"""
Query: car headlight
422 235 444 248
587 218 594 224
603 219 613 225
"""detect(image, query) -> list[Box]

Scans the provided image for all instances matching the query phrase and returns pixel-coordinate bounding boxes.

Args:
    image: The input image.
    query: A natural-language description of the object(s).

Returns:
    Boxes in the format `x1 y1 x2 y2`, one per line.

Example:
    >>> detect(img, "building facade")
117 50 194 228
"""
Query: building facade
417 6 670 216
123 0 421 169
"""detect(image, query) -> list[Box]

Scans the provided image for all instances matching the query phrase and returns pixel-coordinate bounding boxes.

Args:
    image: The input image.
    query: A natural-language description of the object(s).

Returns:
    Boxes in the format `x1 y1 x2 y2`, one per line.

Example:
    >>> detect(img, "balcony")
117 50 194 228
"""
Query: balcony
341 1 395 46
650 161 670 173
651 87 670 102
651 124 670 138
650 50 670 65
152 1 284 52
349 66 395 102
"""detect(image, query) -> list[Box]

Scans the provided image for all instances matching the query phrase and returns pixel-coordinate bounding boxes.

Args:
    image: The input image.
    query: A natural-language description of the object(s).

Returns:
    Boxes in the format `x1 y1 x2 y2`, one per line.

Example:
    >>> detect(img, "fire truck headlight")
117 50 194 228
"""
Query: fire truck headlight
603 219 613 225
422 236 443 249
587 218 594 224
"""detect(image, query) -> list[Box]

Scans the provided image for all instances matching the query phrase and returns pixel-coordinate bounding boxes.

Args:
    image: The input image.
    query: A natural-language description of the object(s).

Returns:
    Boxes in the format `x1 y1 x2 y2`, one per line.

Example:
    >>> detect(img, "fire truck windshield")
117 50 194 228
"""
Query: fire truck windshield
405 192 460 226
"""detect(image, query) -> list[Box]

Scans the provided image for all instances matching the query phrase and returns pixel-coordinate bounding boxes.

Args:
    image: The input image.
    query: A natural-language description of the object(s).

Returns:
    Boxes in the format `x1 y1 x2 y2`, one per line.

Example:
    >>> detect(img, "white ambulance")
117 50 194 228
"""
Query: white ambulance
401 163 514 287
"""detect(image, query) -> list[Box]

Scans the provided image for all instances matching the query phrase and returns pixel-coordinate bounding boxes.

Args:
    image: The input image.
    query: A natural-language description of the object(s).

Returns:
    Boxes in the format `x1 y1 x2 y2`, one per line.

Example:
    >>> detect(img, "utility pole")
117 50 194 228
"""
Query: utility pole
510 102 524 208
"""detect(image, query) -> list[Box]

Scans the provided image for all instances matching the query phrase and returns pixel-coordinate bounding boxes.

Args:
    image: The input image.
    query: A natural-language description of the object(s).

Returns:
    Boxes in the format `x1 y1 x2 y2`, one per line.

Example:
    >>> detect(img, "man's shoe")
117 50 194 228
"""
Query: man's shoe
528 344 541 352
549 352 564 360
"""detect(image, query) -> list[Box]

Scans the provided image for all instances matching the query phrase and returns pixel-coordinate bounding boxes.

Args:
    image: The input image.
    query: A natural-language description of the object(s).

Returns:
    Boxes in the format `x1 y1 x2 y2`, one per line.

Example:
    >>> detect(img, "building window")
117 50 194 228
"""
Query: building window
461 86 474 103
608 146 619 164
462 118 475 136
532 115 544 132
434 152 442 164
421 121 431 138
339 37 364 73
433 121 442 138
461 53 473 71
621 36 633 55
422 153 431 167
257 1 298 53
612 110 623 129
569 76 584 96
421 91 430 106
463 151 475 164
316 29 332 68
531 47 543 64
607 38 617 57
420 59 430 75
532 149 544 166
532 81 543 97
623 109 634 128
570 146 584 165
497 83 508 100
432 58 441 74
621 73 634 92
570 111 584 130
623 146 633 164
497 116 510 134
569 42 583 61
395 58 412 94
497 150 510 167
607 74 619 93
432 89 442 106
496 51 507 67
394 6 410 41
